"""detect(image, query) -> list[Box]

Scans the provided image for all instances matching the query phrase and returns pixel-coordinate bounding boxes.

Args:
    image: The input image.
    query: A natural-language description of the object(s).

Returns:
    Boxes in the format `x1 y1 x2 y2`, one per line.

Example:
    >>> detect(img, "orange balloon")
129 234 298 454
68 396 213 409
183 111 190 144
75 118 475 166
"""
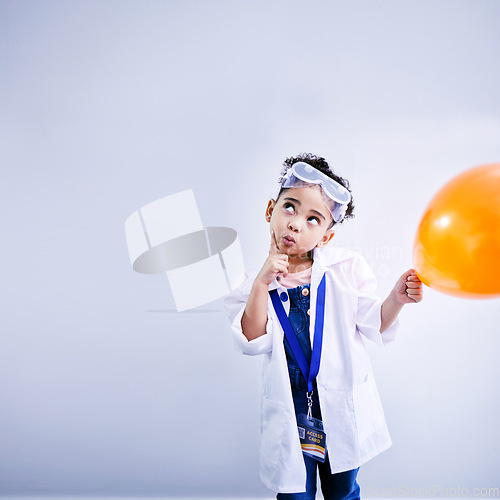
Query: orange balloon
413 163 500 298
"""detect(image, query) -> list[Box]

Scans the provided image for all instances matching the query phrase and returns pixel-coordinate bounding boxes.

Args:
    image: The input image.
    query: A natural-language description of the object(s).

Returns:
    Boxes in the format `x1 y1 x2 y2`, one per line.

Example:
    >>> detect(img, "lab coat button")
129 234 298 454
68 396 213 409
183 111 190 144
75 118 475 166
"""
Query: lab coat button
280 292 288 302
302 288 309 296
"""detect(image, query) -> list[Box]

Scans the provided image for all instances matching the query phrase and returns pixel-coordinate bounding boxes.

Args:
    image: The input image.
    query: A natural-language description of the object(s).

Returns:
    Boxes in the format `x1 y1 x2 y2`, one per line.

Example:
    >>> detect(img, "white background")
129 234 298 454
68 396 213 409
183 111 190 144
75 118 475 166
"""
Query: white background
1 0 499 497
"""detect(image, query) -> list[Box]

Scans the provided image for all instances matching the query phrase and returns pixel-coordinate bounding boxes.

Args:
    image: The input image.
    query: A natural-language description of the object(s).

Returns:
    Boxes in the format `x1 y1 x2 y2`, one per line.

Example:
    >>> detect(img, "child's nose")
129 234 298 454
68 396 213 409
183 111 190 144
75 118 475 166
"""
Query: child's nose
288 219 301 231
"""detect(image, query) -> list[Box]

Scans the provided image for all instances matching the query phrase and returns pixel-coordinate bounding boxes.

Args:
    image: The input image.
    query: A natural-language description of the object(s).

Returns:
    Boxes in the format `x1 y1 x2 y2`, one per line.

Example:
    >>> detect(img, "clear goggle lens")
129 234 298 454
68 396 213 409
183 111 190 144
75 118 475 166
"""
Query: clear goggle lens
281 162 351 222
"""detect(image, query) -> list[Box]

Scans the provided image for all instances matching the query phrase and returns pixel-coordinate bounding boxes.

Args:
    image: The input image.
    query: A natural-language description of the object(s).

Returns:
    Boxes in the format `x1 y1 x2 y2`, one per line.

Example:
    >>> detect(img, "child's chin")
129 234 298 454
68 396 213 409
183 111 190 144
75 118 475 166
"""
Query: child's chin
283 248 310 259
280 245 294 255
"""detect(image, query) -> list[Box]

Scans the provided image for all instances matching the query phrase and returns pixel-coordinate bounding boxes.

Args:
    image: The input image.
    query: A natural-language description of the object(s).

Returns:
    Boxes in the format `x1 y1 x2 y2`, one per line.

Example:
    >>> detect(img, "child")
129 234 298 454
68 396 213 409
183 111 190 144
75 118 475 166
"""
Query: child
224 153 423 499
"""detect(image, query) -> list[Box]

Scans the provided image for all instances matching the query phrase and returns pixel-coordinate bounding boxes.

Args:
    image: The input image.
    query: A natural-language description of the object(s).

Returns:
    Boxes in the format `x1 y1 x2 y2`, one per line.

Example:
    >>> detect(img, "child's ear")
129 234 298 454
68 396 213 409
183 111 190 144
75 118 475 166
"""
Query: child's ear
265 199 276 223
316 230 335 248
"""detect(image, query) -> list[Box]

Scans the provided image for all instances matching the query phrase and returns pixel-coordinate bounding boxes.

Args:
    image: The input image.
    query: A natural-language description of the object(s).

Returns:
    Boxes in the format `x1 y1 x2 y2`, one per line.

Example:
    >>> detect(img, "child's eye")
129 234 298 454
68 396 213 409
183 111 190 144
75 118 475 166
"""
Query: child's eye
308 217 320 226
283 202 295 213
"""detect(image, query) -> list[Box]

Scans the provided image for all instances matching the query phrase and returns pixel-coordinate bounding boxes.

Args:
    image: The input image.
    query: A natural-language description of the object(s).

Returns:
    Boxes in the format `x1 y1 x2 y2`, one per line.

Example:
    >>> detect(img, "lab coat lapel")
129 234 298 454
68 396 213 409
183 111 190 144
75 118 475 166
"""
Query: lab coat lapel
310 246 328 347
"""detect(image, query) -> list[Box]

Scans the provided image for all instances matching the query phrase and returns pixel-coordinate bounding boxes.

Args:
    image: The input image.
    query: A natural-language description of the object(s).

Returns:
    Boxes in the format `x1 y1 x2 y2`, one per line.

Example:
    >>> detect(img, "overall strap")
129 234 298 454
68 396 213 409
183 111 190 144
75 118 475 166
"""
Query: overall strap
269 273 326 394
269 289 310 384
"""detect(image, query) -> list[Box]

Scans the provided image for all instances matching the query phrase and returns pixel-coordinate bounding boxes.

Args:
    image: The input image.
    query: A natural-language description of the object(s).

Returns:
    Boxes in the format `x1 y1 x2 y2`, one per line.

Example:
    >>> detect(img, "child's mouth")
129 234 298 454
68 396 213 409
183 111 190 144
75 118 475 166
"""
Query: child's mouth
282 235 296 246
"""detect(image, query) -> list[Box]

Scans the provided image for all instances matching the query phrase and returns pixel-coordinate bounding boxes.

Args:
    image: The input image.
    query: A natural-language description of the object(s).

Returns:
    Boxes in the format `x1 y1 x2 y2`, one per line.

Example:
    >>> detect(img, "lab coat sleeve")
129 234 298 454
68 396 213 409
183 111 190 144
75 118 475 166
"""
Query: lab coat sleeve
223 272 273 356
352 254 399 348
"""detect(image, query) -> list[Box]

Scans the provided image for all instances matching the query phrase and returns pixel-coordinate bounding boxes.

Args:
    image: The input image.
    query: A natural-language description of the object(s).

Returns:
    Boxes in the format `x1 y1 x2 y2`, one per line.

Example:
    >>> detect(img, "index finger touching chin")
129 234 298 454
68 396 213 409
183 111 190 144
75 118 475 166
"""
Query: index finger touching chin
270 230 281 254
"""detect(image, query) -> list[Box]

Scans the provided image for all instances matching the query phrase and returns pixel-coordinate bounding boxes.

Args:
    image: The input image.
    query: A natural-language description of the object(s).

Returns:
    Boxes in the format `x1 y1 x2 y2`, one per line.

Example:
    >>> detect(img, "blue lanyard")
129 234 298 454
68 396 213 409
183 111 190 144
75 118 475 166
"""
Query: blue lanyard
269 273 326 394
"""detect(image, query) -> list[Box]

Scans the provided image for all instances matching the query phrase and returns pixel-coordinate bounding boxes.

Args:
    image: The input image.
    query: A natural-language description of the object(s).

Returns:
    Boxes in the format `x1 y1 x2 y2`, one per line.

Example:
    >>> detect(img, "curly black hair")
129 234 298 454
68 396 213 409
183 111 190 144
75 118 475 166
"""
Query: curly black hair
276 153 355 228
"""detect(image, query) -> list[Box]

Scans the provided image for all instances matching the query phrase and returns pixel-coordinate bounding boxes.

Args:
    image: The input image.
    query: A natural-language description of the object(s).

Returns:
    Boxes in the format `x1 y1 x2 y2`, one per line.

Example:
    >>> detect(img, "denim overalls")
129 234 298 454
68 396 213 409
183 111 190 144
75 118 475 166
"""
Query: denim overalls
282 283 322 421
277 283 360 500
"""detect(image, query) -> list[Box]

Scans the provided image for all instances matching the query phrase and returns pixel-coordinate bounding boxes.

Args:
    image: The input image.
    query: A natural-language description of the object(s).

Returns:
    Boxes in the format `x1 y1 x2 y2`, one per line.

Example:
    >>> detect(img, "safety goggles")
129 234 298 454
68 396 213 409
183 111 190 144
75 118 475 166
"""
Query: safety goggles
280 162 351 222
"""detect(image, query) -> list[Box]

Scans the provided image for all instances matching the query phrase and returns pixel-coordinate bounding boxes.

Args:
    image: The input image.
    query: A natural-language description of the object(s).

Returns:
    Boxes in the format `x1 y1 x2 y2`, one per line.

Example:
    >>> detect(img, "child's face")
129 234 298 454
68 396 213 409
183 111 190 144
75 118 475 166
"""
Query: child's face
265 185 335 258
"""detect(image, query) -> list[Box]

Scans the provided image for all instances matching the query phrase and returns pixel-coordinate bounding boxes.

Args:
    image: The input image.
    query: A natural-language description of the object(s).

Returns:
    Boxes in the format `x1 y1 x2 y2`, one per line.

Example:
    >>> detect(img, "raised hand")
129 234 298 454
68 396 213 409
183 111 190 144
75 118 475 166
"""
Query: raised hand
393 269 424 304
256 230 289 286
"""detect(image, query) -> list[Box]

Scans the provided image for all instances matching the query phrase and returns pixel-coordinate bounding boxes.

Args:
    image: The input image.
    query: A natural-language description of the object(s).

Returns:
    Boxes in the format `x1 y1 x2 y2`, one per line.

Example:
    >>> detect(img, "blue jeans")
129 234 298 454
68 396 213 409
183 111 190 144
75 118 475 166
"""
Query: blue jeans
277 454 360 500
278 284 360 500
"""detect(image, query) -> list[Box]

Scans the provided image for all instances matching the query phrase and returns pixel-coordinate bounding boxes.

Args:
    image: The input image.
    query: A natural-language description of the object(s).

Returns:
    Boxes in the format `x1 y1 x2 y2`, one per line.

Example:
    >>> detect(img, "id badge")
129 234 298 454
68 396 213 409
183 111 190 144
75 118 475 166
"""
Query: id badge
296 413 327 462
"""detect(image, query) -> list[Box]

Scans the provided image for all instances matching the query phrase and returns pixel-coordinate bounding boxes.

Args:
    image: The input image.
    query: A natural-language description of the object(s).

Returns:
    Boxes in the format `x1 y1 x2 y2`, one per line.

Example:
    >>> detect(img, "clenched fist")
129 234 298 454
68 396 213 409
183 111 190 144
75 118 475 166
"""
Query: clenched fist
393 269 424 304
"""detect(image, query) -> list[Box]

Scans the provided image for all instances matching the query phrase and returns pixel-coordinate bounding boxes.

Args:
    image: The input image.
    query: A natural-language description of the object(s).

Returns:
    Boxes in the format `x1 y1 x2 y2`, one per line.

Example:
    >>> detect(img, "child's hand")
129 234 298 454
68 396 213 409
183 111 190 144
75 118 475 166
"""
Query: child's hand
393 269 424 304
255 230 289 286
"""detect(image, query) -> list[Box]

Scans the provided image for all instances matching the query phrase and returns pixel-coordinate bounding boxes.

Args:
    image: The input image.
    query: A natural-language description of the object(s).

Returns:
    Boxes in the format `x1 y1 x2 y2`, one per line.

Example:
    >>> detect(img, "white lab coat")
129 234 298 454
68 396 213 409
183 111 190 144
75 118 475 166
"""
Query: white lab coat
223 245 400 494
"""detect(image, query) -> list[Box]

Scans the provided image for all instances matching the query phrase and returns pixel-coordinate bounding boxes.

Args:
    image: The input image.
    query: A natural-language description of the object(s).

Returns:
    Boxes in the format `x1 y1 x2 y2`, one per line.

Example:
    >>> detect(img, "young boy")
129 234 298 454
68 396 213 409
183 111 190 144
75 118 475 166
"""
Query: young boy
224 154 423 499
